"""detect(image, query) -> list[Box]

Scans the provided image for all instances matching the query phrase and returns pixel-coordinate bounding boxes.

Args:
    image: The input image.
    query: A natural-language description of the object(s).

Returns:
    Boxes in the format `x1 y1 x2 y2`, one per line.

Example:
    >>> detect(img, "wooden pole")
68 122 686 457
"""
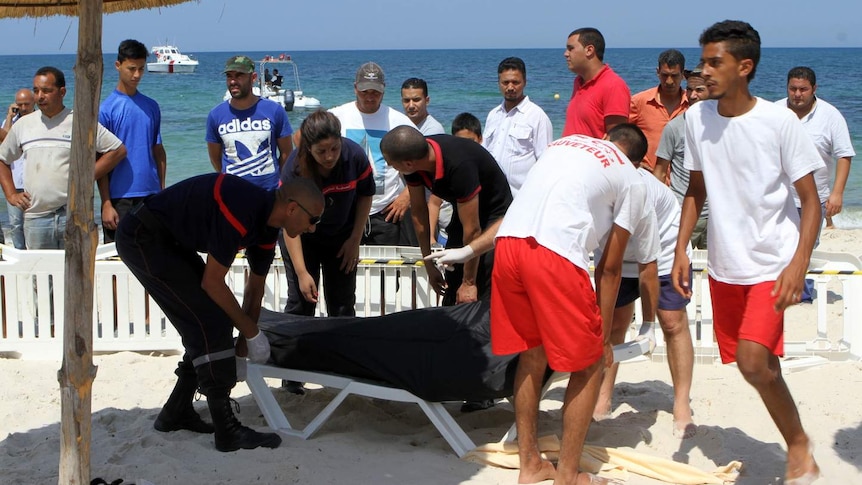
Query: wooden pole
58 0 102 482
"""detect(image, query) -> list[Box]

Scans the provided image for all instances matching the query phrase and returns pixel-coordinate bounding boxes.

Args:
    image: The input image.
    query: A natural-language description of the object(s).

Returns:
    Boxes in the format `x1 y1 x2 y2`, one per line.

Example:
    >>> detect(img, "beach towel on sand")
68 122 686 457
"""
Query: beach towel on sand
260 301 542 402
464 435 742 484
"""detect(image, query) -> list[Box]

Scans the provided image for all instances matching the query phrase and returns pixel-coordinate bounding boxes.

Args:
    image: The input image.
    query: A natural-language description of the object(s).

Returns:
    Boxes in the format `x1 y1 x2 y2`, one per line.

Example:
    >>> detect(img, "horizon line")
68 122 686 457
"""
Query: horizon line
1 45 860 56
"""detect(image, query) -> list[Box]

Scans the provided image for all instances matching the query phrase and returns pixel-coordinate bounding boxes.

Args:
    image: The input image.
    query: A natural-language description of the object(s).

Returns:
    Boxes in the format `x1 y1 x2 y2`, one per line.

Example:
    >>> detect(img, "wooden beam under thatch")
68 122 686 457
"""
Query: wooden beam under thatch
0 0 195 18
0 2 195 483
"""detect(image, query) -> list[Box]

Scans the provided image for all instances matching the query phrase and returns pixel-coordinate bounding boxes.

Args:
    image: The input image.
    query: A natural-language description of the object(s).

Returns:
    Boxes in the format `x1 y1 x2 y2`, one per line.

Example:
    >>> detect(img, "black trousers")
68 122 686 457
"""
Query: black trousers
102 196 150 243
361 211 419 246
279 231 357 317
115 208 236 398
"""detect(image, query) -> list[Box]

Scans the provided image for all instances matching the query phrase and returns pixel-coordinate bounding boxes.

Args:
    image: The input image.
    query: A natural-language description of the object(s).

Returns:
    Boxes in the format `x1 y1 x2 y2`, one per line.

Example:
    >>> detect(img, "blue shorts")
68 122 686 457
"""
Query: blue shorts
614 266 692 311
658 272 691 310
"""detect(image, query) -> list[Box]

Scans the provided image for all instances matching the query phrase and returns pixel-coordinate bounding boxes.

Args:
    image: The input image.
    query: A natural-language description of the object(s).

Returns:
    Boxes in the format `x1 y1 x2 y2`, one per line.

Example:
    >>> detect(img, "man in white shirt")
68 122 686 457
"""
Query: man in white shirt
593 159 696 439
401 77 450 245
0 67 126 249
776 66 855 302
483 57 553 197
401 78 445 136
427 124 654 485
672 21 823 483
330 62 417 246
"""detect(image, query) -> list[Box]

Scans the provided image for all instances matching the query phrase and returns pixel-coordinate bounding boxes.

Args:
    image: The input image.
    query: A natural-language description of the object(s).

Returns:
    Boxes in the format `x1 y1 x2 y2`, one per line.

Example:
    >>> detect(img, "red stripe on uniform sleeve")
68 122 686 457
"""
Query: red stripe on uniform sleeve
214 174 248 237
322 165 376 194
457 185 481 203
357 164 372 180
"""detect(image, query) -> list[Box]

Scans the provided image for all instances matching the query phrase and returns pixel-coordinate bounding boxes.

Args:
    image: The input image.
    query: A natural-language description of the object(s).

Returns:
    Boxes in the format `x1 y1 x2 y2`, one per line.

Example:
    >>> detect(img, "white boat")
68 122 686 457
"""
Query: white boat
222 54 320 111
147 45 199 73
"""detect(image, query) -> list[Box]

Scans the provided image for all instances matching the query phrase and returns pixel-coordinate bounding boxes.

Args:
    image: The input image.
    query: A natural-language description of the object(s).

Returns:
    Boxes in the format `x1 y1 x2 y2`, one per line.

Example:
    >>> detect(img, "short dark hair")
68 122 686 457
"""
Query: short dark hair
569 27 605 61
497 57 526 78
451 112 482 138
277 176 324 207
35 66 65 88
699 20 761 82
401 77 428 97
658 49 685 69
607 123 648 163
380 125 429 163
117 39 148 62
787 66 816 87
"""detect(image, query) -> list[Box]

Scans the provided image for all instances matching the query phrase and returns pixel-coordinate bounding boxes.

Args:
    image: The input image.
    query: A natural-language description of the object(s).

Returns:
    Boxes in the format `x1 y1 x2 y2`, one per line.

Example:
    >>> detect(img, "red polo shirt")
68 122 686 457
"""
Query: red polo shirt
563 64 631 139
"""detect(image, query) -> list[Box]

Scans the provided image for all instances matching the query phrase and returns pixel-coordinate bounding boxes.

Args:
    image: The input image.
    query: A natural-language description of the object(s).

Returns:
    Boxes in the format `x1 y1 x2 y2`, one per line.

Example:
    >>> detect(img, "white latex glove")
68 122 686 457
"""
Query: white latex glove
246 330 271 364
236 356 248 382
423 245 475 271
635 321 657 353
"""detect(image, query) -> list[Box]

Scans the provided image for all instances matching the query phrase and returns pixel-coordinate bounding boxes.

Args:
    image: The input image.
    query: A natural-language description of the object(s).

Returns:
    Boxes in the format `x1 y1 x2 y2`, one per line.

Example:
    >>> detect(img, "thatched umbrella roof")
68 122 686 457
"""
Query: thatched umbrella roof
0 0 193 18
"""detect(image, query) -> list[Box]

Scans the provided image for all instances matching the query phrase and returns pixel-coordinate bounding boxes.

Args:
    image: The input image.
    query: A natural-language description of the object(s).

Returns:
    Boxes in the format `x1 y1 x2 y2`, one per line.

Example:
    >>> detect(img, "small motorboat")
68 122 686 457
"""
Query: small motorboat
223 54 320 111
147 44 198 73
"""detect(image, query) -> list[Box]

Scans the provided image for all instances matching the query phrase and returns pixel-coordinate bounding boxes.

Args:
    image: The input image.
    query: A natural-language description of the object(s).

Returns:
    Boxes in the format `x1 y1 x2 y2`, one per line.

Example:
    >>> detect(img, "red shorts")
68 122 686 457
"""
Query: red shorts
709 277 784 364
491 237 603 372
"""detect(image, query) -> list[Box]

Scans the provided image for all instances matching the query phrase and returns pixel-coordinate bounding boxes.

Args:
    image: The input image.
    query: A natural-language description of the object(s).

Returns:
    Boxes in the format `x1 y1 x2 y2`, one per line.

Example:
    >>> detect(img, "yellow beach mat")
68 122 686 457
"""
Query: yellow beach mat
464 435 742 484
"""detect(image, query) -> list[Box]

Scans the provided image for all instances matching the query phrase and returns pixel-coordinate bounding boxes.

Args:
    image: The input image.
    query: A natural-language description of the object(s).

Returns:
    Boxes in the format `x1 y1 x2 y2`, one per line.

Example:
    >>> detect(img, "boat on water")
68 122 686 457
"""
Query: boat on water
223 54 320 111
147 45 199 73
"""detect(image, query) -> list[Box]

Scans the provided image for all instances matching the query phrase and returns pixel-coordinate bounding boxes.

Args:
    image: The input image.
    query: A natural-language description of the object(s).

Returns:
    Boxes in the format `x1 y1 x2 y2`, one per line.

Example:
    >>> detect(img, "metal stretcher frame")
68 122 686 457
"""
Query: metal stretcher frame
245 339 651 458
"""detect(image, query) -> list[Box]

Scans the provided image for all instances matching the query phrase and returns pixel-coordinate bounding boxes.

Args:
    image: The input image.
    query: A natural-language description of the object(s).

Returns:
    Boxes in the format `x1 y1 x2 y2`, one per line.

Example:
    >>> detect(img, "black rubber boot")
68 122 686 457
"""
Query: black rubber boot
154 361 215 434
208 395 282 452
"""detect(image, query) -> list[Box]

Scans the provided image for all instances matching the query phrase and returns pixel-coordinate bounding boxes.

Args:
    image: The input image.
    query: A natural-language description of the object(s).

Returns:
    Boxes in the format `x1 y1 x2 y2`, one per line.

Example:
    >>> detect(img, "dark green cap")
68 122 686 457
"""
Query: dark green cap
224 55 255 74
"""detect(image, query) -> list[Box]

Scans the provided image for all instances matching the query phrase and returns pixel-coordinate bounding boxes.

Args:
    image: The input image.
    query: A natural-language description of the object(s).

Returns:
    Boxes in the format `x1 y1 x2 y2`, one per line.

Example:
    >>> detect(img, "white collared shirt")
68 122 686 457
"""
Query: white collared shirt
482 96 553 197
775 97 856 204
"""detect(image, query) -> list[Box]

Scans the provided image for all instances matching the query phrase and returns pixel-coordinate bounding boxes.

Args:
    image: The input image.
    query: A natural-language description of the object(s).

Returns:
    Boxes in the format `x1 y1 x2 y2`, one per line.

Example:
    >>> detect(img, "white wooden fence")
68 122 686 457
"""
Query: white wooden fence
1 244 860 361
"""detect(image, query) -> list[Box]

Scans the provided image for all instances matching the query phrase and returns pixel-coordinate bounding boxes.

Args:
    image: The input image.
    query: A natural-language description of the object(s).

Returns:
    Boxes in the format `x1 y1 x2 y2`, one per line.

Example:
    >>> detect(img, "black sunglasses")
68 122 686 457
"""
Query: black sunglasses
289 198 321 225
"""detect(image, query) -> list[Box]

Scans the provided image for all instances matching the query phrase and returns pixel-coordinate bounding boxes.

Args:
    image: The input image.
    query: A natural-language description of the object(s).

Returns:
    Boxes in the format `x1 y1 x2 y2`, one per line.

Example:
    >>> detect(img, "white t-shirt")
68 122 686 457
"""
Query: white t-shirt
415 114 445 136
684 98 824 284
497 135 649 272
483 96 553 197
774 97 856 205
329 102 413 214
636 168 688 276
0 107 122 219
594 168 666 278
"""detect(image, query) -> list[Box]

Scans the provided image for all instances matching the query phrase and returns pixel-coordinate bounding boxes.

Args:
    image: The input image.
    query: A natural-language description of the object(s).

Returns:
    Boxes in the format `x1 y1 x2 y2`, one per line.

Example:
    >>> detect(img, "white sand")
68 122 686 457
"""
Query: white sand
2 230 861 484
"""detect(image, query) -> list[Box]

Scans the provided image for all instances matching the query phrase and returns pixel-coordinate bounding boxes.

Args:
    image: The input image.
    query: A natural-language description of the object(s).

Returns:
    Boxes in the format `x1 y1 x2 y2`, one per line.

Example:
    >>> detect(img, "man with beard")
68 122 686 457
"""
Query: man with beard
207 55 293 190
482 57 552 197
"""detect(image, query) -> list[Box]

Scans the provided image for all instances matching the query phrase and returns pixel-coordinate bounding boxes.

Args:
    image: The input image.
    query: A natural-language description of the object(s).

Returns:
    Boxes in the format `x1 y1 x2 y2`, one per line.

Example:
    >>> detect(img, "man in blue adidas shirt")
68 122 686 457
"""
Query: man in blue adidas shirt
206 55 293 190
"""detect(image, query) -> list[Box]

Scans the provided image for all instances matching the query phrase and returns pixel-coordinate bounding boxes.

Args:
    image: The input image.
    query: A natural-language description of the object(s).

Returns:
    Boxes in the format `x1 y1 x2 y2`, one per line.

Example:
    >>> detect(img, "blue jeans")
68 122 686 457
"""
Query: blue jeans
6 189 26 249
24 206 66 249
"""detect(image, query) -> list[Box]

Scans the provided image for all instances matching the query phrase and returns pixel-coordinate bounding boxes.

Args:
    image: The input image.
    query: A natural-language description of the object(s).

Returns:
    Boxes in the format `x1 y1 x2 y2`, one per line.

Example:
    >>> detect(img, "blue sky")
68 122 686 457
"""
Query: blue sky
0 0 859 54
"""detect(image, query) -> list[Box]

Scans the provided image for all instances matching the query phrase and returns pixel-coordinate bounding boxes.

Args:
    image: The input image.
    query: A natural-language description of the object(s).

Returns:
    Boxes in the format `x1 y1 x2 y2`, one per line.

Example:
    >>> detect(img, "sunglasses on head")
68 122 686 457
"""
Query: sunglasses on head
289 198 321 225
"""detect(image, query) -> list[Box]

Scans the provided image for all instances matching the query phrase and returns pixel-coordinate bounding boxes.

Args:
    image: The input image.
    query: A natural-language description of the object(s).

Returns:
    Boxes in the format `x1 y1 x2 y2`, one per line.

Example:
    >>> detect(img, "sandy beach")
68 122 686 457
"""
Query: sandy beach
1 229 861 484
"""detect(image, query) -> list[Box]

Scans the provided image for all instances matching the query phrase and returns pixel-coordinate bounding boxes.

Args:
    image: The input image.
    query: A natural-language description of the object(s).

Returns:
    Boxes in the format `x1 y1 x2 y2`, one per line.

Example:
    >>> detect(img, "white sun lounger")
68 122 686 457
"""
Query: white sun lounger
245 339 651 458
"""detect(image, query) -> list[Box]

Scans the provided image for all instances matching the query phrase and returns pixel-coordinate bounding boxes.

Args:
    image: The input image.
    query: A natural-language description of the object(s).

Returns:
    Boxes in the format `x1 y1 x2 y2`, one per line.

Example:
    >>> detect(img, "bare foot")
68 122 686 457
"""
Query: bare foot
591 401 612 422
786 440 820 484
785 468 820 485
519 458 555 484
673 420 697 439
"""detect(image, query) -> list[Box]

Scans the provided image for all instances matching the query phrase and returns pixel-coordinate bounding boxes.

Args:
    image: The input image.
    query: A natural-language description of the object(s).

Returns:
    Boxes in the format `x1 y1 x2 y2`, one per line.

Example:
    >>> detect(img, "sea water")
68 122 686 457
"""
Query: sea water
1 48 861 227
